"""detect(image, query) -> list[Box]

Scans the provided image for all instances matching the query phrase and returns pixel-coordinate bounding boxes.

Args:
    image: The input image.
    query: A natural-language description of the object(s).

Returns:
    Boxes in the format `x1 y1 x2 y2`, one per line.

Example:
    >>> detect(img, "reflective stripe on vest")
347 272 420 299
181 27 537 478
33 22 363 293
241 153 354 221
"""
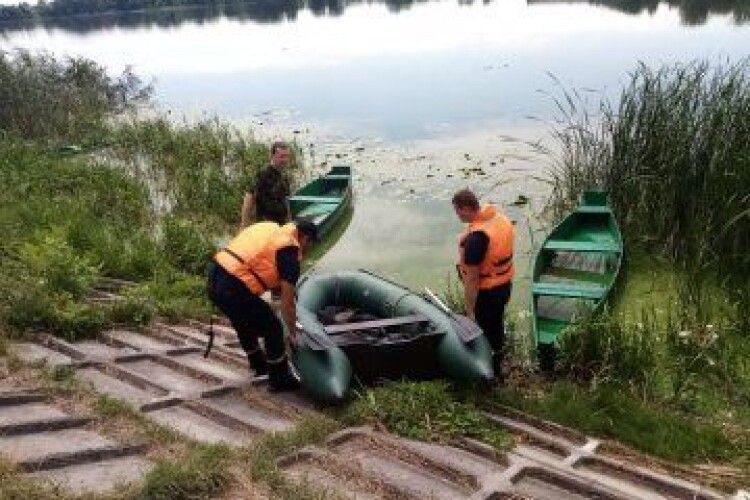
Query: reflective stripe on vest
458 204 514 290
213 221 300 295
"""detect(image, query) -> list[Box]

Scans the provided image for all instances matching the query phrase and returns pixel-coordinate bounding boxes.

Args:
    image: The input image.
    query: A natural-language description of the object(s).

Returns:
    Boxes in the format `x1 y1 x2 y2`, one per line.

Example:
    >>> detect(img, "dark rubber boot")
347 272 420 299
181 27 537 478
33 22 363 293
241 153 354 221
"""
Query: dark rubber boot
492 353 505 385
268 361 299 392
248 350 269 377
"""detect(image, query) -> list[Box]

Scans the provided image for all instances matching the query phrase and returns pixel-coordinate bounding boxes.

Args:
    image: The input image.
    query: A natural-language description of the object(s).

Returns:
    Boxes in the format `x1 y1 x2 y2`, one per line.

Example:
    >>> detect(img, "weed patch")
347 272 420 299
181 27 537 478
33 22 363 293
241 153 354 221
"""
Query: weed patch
339 380 511 450
245 413 340 500
140 443 232 499
493 383 740 463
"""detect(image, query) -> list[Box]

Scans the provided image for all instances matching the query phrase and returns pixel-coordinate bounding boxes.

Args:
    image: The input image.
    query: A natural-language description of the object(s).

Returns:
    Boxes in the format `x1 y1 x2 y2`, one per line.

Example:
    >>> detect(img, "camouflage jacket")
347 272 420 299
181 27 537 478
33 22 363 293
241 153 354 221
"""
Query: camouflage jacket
253 165 291 225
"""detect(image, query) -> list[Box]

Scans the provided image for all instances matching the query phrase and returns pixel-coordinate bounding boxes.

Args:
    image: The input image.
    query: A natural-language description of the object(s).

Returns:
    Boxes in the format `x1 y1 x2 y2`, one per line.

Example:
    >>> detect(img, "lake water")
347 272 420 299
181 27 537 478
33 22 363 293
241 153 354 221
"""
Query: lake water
2 0 748 297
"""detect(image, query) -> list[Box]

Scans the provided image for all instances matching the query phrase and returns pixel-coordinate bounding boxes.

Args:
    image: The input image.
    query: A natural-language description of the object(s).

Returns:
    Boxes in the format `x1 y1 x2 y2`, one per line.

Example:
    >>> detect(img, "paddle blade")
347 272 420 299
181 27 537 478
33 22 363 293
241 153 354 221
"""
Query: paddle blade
450 313 484 342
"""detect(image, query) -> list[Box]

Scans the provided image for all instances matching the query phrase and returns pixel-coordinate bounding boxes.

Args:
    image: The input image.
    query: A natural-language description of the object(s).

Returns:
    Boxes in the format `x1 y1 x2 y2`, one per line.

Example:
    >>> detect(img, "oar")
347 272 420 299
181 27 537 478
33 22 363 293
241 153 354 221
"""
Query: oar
423 287 484 342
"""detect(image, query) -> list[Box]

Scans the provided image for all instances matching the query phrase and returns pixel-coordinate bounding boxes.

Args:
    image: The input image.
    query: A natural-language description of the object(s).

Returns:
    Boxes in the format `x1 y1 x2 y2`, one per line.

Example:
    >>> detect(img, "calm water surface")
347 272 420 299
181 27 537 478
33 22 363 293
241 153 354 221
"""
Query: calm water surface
2 0 748 296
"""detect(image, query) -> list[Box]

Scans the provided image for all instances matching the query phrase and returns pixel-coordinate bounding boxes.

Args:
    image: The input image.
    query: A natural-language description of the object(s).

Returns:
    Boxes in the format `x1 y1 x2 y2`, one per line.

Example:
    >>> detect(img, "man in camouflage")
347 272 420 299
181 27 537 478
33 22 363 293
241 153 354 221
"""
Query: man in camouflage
241 141 293 227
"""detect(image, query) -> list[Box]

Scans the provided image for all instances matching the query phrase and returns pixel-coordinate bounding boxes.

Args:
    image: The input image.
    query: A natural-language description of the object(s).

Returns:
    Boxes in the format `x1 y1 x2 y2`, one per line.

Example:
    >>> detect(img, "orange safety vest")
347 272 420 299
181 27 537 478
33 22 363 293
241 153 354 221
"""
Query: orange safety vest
214 221 300 295
458 204 514 289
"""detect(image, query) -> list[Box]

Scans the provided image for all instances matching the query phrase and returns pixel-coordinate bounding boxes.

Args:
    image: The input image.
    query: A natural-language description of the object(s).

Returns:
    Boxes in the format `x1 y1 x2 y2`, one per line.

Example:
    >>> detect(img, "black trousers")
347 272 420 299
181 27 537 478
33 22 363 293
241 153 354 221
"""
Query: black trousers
206 262 285 364
475 282 512 364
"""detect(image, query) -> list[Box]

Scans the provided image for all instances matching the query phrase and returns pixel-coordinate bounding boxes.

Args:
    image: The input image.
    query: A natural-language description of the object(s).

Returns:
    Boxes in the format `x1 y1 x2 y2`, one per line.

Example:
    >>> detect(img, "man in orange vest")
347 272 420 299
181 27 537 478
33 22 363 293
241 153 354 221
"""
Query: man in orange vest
452 189 514 381
207 219 318 391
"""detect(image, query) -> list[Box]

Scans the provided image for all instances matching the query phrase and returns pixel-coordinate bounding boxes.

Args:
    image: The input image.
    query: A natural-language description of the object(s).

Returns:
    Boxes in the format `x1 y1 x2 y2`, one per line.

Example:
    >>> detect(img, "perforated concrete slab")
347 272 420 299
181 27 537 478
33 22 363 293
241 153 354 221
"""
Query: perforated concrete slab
32 455 153 494
0 402 68 426
117 359 212 393
285 462 382 500
0 428 115 463
108 330 182 351
164 325 221 343
202 394 293 433
170 353 247 384
77 367 167 406
399 438 505 480
146 405 251 444
353 453 470 499
331 435 474 499
512 468 606 500
13 343 72 365
74 341 137 358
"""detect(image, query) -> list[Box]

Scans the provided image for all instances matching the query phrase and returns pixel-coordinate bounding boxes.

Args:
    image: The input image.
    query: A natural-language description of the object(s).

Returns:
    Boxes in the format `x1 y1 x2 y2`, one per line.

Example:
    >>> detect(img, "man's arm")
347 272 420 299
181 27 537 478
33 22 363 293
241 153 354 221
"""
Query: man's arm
279 281 298 346
240 193 255 229
462 265 481 319
276 246 301 346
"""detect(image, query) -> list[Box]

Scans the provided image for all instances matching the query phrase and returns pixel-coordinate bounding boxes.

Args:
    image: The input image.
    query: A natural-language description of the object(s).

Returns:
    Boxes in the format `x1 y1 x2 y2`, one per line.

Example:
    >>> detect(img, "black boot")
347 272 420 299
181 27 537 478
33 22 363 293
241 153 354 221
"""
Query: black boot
268 359 299 392
248 350 269 377
492 353 505 385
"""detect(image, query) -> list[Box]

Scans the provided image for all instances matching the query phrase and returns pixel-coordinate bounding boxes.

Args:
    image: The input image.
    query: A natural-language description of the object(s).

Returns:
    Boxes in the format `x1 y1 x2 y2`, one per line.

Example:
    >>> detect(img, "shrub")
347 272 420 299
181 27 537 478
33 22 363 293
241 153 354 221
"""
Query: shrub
162 217 215 275
0 49 150 142
557 310 661 397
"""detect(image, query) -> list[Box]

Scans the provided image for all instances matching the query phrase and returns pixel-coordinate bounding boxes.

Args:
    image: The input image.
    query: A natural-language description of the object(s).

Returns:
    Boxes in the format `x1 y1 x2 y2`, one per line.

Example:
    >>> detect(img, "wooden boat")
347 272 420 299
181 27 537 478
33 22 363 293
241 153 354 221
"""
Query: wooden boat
292 270 494 403
289 165 352 239
531 191 623 371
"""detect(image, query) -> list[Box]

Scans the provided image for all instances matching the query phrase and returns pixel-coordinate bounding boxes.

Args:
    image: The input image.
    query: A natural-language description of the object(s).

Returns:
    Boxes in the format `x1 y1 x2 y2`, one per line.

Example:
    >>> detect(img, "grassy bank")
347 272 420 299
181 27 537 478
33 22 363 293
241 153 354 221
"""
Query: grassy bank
0 50 292 340
338 380 511 450
483 60 750 487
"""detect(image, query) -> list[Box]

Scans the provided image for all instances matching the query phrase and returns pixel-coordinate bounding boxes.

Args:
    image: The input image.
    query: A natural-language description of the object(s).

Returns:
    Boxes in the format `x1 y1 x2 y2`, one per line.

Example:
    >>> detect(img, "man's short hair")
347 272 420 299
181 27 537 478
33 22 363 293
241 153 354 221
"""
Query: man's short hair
271 141 289 155
295 218 319 242
452 189 480 210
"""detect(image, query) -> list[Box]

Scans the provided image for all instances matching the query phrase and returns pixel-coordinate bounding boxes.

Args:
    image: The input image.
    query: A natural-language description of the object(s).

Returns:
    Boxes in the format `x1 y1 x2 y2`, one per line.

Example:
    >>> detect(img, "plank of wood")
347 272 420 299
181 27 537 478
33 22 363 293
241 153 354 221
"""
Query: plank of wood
324 314 430 334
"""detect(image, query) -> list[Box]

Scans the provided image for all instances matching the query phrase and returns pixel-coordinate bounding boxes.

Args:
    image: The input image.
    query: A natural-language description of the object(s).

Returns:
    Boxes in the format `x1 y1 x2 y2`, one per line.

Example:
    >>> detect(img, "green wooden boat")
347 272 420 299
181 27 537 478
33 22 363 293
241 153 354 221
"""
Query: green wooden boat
292 270 494 403
531 191 623 371
289 165 352 239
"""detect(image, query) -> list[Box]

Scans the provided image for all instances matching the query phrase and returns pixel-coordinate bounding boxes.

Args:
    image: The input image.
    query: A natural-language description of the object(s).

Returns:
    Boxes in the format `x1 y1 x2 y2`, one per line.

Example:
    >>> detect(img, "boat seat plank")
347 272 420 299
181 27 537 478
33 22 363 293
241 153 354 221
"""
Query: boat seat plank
543 239 620 253
323 174 350 180
289 195 343 203
576 205 612 214
324 314 430 334
296 203 338 218
533 282 606 299
541 267 612 286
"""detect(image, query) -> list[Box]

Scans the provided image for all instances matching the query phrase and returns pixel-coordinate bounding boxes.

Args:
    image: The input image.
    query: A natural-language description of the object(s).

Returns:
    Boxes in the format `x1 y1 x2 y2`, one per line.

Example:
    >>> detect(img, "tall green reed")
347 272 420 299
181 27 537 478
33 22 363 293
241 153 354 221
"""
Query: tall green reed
547 60 750 321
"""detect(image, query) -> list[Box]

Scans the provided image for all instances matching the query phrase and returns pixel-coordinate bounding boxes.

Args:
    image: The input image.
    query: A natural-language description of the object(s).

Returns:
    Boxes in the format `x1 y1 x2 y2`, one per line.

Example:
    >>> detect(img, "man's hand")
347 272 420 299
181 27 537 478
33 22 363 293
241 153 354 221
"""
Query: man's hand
287 332 300 348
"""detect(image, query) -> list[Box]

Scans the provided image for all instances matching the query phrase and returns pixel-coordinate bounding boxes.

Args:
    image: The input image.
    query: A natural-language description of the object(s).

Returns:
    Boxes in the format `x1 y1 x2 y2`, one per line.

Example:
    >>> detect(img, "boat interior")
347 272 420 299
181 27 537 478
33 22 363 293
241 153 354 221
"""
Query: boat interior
533 192 622 345
289 166 351 224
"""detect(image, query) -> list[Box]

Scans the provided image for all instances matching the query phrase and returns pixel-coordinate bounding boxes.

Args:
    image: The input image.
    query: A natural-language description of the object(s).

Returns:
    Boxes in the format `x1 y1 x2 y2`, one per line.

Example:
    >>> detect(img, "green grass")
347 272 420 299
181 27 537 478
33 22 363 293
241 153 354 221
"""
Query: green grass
140 443 232 500
0 52 298 340
492 382 743 463
0 458 73 500
338 380 511 451
529 59 750 472
109 117 291 228
244 413 341 500
0 49 149 143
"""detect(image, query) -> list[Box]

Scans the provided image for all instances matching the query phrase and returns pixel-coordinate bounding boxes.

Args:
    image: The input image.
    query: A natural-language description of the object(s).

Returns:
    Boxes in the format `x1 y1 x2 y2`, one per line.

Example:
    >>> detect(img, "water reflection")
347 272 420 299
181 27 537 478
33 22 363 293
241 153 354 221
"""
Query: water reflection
0 0 747 33
316 186 535 303
528 0 750 25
